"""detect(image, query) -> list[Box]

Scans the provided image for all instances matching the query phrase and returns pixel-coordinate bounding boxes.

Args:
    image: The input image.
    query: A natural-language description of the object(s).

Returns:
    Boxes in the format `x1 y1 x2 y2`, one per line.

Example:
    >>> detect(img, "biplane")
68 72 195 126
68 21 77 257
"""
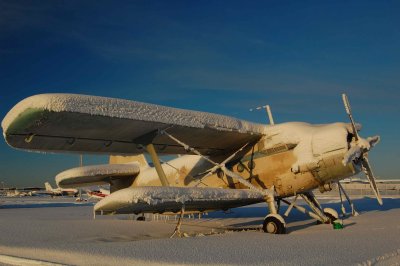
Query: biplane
1 93 381 234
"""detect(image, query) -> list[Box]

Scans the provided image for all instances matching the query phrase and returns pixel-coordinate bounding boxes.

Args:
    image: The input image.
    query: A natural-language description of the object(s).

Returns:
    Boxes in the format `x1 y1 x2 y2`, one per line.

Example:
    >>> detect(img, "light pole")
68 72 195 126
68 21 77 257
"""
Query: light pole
249 104 275 125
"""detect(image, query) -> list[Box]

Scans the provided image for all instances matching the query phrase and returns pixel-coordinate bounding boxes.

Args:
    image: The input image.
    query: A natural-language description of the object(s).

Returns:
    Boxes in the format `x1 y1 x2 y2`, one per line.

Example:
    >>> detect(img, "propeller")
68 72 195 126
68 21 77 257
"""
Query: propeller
341 94 382 205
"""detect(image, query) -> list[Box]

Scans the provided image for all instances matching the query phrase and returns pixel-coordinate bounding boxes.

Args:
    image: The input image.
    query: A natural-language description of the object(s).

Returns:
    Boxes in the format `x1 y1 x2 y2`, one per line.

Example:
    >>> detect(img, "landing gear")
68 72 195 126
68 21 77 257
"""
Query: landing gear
316 208 339 224
281 193 344 230
338 182 359 217
282 192 337 225
323 208 339 224
263 193 286 234
263 214 286 234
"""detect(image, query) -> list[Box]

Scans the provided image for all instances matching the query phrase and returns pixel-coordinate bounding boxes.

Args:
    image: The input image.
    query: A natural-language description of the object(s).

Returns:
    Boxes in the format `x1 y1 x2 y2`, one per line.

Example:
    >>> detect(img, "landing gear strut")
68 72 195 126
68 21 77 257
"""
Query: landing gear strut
263 193 286 234
282 192 338 224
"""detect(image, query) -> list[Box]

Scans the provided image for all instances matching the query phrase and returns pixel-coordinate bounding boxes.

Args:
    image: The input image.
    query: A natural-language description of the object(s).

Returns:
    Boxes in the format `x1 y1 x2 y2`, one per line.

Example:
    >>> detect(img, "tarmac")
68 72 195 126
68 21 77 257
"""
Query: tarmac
0 196 399 265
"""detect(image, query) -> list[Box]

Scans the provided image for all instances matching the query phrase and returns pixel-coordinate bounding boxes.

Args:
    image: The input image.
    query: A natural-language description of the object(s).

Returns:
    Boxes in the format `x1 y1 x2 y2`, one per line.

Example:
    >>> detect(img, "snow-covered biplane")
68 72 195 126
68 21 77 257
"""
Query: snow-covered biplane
1 93 381 234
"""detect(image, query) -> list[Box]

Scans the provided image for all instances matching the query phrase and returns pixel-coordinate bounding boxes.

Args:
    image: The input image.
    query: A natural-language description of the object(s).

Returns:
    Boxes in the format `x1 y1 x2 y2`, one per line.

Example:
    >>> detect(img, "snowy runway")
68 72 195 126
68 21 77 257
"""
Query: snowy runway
0 197 399 265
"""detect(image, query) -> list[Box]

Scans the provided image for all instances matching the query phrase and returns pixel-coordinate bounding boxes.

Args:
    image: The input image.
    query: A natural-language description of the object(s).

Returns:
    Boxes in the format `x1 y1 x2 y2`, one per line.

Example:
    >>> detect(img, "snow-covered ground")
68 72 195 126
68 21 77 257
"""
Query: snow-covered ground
0 196 399 265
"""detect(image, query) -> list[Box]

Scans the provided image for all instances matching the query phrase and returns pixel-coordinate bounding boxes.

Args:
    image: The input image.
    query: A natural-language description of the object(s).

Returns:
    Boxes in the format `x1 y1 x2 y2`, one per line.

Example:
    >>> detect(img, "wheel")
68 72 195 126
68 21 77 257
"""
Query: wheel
322 212 336 224
323 208 339 224
137 216 146 221
263 216 286 234
317 208 339 224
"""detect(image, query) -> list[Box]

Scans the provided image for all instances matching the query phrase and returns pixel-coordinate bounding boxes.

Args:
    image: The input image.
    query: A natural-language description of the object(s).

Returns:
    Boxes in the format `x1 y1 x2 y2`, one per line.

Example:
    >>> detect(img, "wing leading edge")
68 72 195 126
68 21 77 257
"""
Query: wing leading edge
2 94 266 157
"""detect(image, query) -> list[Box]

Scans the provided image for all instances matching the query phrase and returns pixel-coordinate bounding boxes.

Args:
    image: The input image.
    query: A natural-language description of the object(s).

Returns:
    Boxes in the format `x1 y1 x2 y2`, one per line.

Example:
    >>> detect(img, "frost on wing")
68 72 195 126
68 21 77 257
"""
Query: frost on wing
2 93 266 134
94 186 265 213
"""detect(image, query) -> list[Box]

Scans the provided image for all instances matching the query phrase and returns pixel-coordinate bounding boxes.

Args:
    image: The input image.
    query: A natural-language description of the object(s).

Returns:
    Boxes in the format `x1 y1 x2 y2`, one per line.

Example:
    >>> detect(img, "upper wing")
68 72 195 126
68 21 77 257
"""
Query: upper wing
2 94 265 157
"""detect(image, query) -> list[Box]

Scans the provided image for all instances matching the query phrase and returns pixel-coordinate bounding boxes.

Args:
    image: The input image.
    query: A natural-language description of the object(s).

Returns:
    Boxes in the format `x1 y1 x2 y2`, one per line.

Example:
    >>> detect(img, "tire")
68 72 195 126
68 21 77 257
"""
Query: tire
316 212 338 224
323 212 335 224
263 216 286 234
323 208 339 224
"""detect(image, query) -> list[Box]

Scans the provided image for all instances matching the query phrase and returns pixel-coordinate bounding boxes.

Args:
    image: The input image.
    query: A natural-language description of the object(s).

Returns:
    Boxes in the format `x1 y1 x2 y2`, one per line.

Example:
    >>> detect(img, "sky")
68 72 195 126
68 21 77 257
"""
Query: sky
1 0 399 187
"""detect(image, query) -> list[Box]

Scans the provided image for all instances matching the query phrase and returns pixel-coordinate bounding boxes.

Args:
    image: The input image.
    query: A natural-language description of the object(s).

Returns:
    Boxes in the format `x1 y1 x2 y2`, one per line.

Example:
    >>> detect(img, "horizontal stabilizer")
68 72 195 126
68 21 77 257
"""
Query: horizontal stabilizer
56 163 140 188
109 154 148 168
94 186 265 215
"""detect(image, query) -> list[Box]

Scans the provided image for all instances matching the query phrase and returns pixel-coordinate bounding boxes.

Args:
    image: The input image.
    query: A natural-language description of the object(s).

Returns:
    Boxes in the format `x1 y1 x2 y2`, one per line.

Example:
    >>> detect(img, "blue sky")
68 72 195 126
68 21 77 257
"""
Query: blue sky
1 0 399 187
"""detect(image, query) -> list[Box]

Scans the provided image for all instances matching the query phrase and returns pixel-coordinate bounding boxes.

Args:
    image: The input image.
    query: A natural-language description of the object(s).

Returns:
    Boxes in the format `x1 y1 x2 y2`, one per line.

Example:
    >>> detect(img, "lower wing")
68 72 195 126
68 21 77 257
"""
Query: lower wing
94 186 265 215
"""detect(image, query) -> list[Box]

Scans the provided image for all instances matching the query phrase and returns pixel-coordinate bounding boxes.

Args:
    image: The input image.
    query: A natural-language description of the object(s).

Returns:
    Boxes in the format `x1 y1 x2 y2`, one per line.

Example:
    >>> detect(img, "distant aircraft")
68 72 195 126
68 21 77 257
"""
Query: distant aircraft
1 187 44 197
2 93 382 234
44 182 78 197
86 188 110 199
5 189 31 197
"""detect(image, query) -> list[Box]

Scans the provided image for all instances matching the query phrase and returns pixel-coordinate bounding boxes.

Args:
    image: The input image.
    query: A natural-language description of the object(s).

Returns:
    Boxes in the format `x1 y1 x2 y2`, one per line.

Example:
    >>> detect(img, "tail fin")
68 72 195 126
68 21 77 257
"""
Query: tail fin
44 182 53 191
109 154 148 168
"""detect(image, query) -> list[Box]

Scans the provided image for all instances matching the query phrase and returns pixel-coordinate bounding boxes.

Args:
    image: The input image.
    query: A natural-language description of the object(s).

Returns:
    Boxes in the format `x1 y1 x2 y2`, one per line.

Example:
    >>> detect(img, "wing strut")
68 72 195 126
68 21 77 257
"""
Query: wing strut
146 144 169 187
161 130 273 196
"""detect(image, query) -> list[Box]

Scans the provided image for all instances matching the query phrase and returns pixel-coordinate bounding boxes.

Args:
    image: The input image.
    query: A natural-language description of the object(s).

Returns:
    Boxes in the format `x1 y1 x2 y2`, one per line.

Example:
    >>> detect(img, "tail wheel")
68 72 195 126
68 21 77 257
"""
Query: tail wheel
317 208 339 224
263 216 286 234
323 208 339 224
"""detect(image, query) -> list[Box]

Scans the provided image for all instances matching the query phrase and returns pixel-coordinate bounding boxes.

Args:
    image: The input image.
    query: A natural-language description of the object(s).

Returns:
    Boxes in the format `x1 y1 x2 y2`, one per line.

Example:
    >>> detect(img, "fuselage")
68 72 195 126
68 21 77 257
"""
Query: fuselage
132 122 358 198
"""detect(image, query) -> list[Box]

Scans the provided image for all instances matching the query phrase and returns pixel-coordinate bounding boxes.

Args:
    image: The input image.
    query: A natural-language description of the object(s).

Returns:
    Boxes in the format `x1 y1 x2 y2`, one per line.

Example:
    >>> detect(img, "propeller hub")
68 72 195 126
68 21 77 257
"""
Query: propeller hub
354 137 371 152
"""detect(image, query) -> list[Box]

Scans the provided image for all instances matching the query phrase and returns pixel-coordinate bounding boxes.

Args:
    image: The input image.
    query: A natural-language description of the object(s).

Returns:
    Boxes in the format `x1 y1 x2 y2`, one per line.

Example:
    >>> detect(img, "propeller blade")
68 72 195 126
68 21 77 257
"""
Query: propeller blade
341 94 382 206
367 135 380 148
342 94 359 141
342 145 362 166
361 156 383 205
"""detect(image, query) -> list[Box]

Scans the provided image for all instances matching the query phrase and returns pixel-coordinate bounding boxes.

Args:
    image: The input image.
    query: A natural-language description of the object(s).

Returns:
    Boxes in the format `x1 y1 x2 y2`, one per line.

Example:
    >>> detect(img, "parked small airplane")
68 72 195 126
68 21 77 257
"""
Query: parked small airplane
1 187 45 197
44 182 78 197
4 189 31 197
1 93 381 234
86 188 110 199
